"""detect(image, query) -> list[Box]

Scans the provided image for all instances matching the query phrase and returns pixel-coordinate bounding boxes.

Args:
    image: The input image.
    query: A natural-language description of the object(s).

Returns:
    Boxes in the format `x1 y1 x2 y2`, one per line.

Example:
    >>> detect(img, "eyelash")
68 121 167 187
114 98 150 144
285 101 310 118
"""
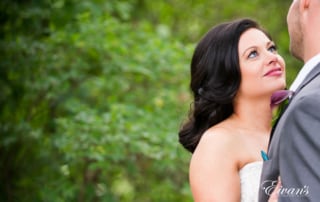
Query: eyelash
247 45 277 59
268 45 277 53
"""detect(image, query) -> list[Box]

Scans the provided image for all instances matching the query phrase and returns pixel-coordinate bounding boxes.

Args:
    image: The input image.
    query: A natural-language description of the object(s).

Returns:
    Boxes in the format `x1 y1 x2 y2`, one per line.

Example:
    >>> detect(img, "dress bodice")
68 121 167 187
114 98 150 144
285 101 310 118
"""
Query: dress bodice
239 161 263 202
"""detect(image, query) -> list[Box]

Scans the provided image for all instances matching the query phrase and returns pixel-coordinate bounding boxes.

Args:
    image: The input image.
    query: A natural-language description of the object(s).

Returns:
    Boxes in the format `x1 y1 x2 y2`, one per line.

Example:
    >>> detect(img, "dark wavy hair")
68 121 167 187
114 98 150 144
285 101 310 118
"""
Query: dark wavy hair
179 18 270 153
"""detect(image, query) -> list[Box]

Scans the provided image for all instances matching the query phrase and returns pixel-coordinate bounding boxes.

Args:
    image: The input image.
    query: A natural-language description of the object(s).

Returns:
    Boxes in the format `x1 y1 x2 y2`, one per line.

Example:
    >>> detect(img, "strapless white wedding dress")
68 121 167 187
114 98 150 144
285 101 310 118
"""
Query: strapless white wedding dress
239 161 262 202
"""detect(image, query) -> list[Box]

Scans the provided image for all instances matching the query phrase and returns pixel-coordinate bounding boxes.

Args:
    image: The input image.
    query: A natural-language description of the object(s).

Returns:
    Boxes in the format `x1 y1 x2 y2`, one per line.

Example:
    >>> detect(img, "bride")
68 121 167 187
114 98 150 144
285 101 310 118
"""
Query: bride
178 18 285 201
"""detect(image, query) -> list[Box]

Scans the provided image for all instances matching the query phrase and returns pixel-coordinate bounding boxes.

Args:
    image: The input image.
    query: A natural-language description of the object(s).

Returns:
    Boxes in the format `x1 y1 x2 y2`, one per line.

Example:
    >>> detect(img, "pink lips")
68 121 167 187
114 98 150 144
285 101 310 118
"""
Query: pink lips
264 68 282 77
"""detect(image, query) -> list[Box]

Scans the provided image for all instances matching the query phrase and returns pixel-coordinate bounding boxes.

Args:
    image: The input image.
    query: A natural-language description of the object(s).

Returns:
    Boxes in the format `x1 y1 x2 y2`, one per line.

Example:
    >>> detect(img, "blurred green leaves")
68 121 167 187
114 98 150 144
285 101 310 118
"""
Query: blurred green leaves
1 0 192 201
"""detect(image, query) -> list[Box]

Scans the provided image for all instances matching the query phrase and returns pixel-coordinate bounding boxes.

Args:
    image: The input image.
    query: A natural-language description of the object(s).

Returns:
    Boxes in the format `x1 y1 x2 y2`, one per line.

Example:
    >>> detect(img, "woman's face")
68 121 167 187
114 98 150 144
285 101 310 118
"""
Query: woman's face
237 28 286 99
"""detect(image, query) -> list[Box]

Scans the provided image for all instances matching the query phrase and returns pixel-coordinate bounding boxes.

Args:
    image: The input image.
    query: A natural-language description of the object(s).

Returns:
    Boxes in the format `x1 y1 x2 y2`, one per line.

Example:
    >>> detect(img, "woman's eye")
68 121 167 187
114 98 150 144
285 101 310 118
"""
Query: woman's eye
268 45 277 53
248 50 258 58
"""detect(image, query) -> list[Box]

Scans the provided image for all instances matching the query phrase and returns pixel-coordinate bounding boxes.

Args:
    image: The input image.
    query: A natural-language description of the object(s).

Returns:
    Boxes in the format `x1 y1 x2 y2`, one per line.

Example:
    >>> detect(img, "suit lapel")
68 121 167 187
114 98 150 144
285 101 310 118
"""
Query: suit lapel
295 62 320 94
268 62 320 146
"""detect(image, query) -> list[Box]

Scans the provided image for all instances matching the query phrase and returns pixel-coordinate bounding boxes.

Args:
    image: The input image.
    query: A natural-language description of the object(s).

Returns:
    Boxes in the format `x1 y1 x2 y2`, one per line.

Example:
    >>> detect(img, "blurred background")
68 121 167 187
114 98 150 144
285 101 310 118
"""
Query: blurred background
0 0 302 201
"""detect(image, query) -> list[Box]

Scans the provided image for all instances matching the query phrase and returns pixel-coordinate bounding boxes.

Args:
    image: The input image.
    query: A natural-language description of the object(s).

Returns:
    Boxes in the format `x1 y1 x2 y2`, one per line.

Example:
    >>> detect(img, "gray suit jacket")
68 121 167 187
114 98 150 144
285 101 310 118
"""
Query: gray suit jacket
259 62 320 202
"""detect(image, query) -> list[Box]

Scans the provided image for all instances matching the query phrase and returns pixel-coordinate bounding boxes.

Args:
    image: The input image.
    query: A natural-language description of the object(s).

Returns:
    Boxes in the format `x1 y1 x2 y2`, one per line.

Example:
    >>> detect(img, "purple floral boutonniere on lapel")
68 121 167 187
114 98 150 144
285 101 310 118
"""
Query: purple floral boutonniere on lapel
270 90 294 109
271 90 295 125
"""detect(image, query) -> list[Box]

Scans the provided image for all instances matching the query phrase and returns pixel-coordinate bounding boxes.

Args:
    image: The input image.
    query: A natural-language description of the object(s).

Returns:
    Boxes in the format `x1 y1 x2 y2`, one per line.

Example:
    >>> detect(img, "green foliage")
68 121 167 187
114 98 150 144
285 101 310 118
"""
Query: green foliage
0 0 302 201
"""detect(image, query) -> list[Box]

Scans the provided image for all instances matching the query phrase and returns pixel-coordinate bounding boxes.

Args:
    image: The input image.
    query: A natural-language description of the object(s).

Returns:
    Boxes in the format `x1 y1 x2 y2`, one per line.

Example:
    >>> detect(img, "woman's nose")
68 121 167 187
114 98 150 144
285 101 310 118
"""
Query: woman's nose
265 51 278 65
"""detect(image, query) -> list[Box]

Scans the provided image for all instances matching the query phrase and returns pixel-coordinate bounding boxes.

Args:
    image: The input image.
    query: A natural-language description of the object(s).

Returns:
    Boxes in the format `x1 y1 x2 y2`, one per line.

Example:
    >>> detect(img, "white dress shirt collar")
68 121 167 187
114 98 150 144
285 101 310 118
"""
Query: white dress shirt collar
289 53 320 92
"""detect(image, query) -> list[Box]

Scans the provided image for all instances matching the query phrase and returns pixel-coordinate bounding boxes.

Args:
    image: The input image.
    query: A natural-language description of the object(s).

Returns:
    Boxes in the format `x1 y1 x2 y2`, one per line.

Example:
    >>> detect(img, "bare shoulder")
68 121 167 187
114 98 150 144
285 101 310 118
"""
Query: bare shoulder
195 125 242 156
191 124 243 170
189 125 242 201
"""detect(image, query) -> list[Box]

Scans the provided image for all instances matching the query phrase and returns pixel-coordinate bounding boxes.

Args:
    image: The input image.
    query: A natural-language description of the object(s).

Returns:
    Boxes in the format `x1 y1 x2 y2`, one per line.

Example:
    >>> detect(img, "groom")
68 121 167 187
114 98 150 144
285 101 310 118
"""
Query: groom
259 0 320 201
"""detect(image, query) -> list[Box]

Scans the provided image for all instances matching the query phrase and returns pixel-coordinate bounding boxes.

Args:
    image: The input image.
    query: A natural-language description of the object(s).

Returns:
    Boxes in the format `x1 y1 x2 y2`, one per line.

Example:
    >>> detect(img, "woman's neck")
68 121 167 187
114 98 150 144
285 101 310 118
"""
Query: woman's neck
231 97 273 133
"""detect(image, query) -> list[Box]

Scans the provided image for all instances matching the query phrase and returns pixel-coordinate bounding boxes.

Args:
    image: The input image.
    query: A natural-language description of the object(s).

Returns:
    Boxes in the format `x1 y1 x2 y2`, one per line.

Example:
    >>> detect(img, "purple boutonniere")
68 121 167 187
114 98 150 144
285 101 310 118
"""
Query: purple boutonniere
270 90 294 109
271 90 294 125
